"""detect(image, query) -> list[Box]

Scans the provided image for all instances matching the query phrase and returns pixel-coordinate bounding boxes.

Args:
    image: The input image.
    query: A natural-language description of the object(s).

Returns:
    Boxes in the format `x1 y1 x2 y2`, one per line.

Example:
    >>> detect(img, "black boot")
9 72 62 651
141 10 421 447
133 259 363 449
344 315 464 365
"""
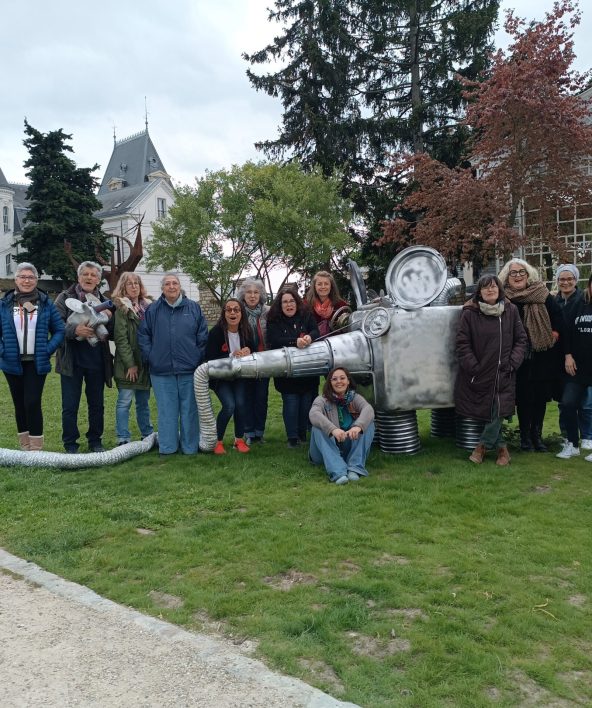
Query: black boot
531 425 548 452
520 430 534 451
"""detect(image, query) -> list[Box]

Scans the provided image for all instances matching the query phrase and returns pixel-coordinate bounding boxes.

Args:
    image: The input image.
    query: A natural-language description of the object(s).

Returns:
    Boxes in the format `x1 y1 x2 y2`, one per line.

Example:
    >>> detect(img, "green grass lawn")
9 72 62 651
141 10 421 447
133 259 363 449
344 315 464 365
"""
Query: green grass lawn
1 373 591 707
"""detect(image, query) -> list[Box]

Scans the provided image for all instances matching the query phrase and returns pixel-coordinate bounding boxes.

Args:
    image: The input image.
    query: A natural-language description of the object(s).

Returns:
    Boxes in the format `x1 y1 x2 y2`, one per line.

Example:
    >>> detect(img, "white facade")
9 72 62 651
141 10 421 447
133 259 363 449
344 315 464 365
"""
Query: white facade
0 183 14 277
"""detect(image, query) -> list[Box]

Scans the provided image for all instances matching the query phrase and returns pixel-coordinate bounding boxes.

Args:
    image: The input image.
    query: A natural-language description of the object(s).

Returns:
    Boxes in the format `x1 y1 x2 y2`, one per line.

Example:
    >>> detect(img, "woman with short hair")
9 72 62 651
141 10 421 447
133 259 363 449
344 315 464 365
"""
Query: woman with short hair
0 262 65 451
237 278 270 445
455 274 527 465
138 272 208 456
309 367 375 484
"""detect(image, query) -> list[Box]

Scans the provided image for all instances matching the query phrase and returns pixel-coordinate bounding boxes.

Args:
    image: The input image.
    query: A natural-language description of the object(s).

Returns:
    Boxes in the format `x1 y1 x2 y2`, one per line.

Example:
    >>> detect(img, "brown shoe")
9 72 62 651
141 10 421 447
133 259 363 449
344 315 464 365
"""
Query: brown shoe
496 446 511 466
469 443 486 464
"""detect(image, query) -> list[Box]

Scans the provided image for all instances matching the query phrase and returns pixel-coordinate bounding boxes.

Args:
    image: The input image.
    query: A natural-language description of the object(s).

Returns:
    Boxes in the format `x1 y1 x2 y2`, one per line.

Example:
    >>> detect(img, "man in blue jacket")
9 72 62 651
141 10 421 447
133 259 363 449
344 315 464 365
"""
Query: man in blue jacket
138 273 208 456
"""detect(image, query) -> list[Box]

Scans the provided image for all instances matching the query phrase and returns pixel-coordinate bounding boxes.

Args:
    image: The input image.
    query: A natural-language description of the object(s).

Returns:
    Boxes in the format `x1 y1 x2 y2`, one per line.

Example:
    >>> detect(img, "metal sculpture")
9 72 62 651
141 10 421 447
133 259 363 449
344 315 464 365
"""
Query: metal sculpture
196 246 465 454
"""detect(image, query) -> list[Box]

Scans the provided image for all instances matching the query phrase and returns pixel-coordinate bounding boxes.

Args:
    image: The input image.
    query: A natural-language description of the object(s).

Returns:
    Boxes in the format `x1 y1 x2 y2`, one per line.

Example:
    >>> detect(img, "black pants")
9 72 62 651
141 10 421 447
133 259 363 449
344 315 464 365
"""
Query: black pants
516 366 548 437
4 361 47 435
60 368 105 451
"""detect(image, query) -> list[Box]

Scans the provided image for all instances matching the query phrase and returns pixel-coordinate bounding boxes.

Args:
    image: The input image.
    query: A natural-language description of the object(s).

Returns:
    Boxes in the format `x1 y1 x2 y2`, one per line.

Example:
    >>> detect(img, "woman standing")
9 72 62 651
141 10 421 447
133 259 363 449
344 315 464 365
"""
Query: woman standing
0 262 65 451
498 259 563 452
206 298 253 454
455 275 527 465
237 278 270 445
112 272 154 445
266 288 320 448
309 367 375 484
138 273 208 456
557 274 592 460
305 271 348 337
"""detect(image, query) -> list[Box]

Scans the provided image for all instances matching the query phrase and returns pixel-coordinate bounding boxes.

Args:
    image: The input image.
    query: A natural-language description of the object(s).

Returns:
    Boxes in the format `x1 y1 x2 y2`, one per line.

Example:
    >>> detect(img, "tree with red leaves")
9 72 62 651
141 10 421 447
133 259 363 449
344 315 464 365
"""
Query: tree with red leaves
380 1 592 271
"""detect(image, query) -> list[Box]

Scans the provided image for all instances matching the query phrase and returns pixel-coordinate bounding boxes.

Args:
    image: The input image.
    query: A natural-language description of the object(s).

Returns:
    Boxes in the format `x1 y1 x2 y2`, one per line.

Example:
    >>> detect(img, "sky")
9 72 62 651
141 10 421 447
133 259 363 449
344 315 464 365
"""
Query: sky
1 0 591 188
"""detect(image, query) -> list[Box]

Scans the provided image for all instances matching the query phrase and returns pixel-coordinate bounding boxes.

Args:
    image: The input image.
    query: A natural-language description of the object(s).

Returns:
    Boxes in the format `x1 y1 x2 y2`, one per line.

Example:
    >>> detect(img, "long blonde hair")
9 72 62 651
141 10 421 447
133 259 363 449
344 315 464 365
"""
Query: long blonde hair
112 272 149 301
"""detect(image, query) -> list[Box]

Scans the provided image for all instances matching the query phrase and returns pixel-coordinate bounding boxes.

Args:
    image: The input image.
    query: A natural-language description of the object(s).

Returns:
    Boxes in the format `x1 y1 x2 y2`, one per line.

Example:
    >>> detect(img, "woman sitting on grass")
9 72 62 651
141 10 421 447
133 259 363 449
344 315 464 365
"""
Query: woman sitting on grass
206 298 254 455
309 367 375 485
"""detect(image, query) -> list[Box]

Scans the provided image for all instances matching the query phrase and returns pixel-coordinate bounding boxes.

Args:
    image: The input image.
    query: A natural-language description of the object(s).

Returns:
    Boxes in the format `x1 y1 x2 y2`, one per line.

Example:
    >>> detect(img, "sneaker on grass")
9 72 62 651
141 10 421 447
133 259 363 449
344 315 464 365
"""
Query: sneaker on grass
556 441 580 459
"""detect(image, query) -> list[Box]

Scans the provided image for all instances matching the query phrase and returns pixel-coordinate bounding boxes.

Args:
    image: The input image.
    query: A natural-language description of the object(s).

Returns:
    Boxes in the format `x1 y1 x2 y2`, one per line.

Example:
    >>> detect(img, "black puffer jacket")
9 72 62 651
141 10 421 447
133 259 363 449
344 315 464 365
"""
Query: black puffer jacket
454 299 527 421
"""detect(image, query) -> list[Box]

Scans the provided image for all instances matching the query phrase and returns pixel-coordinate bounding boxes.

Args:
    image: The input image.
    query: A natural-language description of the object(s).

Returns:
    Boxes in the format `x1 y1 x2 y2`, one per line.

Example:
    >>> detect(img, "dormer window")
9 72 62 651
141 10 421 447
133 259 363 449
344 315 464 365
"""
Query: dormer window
108 177 126 191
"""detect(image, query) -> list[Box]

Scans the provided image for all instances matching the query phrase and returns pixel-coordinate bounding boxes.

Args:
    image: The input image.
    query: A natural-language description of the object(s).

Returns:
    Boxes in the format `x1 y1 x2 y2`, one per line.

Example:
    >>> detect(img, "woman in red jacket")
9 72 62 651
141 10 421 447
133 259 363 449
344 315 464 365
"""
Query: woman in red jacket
455 275 527 466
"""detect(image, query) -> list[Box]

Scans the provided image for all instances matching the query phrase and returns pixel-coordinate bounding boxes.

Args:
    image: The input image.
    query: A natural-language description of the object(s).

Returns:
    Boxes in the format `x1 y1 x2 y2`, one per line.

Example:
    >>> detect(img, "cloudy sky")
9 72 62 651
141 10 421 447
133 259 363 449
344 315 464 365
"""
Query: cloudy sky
2 0 591 187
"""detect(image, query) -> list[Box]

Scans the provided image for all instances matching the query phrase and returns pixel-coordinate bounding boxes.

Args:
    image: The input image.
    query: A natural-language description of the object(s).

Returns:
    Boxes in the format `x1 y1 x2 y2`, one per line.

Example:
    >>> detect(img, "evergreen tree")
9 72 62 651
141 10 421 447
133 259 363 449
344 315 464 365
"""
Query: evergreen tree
244 0 499 277
18 120 109 282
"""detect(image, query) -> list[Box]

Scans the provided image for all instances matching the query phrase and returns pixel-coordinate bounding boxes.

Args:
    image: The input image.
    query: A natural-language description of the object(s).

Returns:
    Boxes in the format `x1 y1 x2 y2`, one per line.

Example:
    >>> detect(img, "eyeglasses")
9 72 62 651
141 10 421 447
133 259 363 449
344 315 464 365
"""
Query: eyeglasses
225 307 241 313
509 269 527 277
558 277 576 283
16 275 36 281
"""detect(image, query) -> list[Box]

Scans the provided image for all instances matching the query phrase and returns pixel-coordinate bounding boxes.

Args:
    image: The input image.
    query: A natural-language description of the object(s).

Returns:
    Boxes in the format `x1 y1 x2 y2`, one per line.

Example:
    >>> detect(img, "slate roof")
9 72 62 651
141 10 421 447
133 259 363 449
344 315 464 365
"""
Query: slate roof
98 130 169 195
0 166 9 188
95 180 162 220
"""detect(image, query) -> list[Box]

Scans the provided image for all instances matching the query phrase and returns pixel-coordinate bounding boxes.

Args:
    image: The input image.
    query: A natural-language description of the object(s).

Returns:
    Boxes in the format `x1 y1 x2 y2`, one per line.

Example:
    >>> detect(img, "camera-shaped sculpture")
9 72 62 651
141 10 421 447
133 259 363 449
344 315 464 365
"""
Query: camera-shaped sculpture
195 246 465 454
65 296 113 347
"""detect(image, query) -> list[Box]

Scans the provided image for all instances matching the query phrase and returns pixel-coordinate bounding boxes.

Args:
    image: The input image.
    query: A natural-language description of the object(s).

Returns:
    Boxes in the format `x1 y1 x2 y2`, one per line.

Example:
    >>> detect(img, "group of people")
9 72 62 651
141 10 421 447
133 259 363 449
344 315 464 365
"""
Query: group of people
455 258 592 465
0 263 373 484
3 253 588 479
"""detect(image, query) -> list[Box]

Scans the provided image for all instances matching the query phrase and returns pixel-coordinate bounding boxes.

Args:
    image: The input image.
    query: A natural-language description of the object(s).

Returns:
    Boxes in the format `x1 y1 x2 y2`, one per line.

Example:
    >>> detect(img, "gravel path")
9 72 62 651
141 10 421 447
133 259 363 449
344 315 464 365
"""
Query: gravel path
0 549 358 708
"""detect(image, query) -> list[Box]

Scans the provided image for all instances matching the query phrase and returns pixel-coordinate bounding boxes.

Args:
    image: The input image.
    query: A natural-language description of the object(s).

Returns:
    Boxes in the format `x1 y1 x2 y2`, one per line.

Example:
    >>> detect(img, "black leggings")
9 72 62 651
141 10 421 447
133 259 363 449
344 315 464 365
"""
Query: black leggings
4 361 47 435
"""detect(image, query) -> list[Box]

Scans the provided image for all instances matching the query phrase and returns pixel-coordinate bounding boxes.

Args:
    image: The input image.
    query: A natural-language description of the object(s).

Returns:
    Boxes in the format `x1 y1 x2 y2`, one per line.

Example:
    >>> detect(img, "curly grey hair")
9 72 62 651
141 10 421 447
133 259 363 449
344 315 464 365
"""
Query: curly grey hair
77 261 102 277
498 258 540 286
236 278 266 304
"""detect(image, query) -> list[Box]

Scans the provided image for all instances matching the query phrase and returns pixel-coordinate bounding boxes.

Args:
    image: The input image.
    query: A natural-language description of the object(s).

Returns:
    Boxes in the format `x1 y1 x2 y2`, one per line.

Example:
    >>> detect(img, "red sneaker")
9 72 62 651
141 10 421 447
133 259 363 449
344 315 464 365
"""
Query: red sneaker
213 441 226 455
233 439 250 453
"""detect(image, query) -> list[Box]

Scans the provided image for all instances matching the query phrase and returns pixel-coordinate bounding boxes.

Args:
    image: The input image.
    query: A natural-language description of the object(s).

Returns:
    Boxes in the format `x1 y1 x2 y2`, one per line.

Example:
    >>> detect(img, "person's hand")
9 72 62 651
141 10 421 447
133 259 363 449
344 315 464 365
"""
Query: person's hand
297 334 312 348
332 428 347 442
347 426 362 440
104 309 113 319
75 323 95 339
233 347 251 357
126 366 138 382
565 354 577 376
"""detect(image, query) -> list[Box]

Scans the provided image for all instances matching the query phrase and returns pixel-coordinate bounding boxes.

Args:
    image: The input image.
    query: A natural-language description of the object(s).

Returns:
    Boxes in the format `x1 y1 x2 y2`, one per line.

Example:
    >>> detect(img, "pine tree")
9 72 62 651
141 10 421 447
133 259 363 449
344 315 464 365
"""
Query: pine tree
18 120 109 282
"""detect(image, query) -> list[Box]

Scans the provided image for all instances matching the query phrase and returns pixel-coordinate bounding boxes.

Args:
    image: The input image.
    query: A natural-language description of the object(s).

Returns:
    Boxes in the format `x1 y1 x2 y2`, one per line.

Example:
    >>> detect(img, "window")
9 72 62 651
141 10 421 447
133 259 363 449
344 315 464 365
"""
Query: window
2 206 9 233
5 254 12 275
157 198 167 218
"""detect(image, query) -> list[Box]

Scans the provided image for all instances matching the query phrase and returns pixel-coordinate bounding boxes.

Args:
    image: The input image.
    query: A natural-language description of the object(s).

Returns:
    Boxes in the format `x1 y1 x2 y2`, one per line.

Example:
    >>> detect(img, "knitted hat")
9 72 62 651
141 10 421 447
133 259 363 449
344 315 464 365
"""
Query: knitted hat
556 264 579 281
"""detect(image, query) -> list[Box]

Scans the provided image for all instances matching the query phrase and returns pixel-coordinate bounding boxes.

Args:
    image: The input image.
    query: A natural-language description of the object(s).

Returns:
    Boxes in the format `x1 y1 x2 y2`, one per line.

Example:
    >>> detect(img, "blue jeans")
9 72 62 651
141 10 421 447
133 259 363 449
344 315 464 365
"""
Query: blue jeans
561 380 589 446
115 387 153 442
243 378 269 438
213 380 246 440
61 368 105 451
559 385 592 440
309 422 375 482
150 374 199 454
281 391 315 441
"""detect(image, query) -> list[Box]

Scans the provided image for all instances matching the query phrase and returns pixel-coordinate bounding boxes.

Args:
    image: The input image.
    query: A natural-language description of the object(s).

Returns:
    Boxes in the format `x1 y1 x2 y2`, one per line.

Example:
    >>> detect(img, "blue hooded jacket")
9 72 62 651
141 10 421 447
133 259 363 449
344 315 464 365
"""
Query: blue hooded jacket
0 289 65 375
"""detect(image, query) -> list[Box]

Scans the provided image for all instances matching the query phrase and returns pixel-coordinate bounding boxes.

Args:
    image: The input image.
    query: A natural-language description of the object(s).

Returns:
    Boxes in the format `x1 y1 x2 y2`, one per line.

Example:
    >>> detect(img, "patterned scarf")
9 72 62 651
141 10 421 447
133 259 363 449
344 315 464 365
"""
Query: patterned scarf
505 281 555 352
244 303 263 349
75 283 100 302
329 389 357 431
14 288 40 307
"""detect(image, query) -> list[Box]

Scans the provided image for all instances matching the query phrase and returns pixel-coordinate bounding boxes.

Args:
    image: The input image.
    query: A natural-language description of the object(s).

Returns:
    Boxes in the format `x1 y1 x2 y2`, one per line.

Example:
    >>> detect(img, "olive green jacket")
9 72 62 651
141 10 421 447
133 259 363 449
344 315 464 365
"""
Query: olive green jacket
113 297 151 390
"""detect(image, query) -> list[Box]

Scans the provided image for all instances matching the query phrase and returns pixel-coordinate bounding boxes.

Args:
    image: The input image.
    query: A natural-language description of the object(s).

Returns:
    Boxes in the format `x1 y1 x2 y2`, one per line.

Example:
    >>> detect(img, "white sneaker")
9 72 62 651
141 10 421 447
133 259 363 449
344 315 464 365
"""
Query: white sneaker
585 452 592 462
580 439 592 450
556 442 580 459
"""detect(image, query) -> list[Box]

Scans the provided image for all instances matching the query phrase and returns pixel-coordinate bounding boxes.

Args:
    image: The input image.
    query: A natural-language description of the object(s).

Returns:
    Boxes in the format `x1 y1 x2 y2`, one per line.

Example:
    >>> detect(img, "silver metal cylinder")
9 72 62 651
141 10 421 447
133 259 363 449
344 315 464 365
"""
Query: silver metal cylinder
431 408 457 438
375 410 421 454
455 416 486 450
